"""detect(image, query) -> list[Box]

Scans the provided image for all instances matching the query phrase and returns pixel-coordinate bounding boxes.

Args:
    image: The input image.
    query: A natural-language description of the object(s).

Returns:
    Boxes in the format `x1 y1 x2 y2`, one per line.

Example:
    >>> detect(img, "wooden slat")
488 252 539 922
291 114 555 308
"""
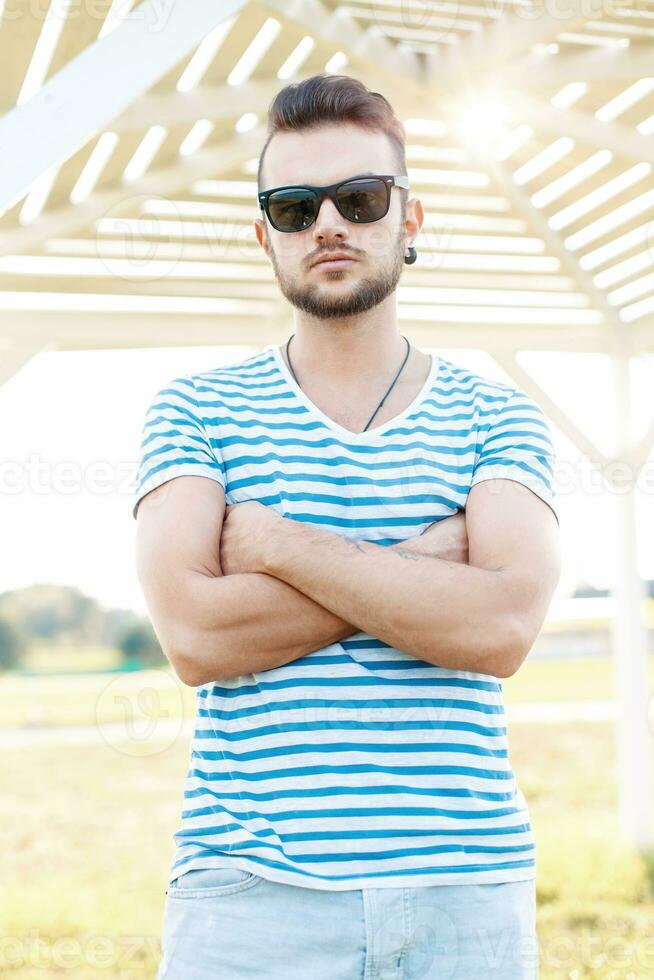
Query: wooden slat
0 0 46 111
0 0 249 211
38 138 105 212
148 3 244 94
45 0 112 78
203 3 274 87
0 125 266 257
524 158 650 220
0 273 280 297
0 268 590 304
0 310 613 353
114 78 280 132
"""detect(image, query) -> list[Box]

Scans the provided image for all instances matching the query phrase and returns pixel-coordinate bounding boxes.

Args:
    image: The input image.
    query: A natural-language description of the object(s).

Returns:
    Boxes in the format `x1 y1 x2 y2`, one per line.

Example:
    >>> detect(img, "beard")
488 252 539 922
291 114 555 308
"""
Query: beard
268 226 406 320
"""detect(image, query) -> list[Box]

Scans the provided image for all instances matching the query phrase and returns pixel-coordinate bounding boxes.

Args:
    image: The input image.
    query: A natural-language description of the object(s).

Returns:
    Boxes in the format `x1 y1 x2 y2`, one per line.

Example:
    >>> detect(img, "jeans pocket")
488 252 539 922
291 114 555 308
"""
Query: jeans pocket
167 865 263 899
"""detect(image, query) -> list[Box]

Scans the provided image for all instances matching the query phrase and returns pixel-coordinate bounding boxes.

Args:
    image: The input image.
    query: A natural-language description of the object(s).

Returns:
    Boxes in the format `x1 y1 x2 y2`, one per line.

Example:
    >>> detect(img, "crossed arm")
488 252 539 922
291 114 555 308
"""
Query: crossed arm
135 475 560 686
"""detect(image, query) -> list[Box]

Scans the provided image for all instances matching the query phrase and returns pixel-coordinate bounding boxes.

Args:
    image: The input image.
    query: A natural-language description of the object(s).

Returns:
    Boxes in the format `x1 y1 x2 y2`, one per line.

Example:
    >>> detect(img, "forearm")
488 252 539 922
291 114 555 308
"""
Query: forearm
262 520 521 676
182 568 357 683
182 536 439 684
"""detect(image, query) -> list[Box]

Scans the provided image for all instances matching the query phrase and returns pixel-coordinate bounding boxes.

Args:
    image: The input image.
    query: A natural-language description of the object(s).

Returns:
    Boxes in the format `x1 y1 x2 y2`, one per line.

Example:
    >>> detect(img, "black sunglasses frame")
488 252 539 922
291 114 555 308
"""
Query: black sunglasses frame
257 173 410 233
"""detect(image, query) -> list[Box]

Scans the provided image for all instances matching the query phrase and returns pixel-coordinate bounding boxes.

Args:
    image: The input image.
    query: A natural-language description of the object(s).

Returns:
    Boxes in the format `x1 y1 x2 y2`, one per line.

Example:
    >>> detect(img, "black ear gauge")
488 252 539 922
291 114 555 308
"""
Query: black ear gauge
404 245 417 265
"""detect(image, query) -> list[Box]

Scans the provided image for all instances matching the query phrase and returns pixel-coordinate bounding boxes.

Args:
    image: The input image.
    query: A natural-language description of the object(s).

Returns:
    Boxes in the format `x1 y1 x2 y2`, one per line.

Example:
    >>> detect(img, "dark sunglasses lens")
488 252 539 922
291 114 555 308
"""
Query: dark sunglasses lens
267 188 318 231
336 178 388 222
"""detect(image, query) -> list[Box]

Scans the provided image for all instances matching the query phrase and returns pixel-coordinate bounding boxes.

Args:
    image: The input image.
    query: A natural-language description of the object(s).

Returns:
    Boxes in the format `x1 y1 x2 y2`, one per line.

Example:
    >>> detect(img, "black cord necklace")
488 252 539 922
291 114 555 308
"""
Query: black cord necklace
285 333 412 432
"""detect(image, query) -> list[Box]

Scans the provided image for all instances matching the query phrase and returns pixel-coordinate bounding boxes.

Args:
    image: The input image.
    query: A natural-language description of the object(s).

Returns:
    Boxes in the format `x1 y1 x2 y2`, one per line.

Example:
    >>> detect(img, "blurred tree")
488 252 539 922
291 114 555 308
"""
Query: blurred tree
0 583 99 643
0 615 27 671
117 622 165 669
0 584 170 671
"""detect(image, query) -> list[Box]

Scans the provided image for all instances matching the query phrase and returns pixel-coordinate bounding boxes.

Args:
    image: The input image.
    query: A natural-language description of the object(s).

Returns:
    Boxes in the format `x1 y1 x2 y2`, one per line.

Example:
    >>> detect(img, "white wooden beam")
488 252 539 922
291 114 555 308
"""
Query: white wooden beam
625 350 654 473
0 310 282 351
629 412 654 474
0 275 278 298
632 320 654 352
0 272 595 305
491 349 610 471
115 78 281 132
501 46 654 89
609 344 653 850
0 338 55 387
0 310 612 353
0 0 248 213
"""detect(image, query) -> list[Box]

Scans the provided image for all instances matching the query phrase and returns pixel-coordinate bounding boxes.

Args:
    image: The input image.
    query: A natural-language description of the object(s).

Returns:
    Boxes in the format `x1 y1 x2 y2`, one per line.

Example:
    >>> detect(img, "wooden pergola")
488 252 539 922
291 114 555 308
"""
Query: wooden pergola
1 0 652 848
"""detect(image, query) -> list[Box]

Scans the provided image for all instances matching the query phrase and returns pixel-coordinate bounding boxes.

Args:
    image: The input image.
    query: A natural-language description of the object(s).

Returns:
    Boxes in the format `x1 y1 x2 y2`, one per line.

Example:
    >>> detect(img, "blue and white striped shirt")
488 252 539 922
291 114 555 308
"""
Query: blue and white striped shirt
133 343 558 891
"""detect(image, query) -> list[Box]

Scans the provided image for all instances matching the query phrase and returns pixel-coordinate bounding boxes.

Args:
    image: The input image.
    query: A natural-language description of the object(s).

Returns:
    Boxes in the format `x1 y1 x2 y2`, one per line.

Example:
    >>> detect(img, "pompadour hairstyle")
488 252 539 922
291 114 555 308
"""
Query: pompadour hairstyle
256 73 408 196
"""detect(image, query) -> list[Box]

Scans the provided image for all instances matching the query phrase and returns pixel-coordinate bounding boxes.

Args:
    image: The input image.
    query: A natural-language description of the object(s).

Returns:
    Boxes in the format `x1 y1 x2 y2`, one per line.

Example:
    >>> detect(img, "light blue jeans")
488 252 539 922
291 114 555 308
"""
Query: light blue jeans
156 866 539 978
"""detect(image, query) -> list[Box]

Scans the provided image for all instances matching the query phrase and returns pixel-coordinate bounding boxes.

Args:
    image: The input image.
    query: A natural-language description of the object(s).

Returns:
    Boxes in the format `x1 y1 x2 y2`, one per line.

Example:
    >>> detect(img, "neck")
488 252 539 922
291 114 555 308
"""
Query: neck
284 299 408 388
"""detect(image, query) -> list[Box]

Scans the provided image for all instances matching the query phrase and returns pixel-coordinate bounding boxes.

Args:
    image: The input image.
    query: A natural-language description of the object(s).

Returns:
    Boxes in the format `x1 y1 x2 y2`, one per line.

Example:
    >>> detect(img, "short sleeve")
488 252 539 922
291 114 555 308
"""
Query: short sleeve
132 374 226 520
469 386 559 527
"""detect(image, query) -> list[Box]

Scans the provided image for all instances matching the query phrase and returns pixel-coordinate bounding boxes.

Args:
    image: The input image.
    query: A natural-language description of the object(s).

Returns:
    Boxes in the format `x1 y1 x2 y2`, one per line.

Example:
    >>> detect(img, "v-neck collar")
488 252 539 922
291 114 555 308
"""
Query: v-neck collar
268 342 441 441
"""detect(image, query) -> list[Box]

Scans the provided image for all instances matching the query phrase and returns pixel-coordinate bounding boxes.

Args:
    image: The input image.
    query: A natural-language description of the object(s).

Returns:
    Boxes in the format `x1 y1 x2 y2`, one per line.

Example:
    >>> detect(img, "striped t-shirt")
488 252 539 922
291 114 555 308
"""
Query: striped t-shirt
133 343 558 891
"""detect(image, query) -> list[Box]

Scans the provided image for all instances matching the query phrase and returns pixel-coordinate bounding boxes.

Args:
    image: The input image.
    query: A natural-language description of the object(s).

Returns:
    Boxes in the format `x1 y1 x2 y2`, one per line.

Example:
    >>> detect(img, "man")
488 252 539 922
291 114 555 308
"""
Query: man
134 73 560 978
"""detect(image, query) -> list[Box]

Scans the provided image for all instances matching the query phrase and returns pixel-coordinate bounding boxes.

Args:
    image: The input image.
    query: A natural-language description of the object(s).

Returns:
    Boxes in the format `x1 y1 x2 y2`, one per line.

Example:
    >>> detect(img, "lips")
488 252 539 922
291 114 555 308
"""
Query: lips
312 253 356 268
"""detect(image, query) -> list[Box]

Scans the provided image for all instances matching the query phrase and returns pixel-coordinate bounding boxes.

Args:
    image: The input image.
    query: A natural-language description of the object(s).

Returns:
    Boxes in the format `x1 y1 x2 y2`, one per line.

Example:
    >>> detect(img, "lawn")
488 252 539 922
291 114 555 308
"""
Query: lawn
2 659 653 978
0 667 197 728
1 719 653 976
2 653 653 729
502 651 654 704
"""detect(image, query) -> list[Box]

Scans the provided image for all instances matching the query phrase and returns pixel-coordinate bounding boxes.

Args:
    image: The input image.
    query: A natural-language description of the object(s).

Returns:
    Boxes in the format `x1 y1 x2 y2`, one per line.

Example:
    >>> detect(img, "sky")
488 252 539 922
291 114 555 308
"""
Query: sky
1 343 652 617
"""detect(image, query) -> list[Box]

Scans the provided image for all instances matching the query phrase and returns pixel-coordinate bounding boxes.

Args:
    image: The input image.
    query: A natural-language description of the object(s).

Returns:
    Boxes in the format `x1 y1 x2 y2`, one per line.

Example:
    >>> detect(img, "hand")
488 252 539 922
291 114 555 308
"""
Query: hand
391 511 469 564
219 500 283 575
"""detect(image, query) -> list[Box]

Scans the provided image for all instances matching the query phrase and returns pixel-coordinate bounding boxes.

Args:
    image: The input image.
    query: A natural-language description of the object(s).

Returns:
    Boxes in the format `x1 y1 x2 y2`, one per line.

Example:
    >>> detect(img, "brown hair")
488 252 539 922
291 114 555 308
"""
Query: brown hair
257 73 407 196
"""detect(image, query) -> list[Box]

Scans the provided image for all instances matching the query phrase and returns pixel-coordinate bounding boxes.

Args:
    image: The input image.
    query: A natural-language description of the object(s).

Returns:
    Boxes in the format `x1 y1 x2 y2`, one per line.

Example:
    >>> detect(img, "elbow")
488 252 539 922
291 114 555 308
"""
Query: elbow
174 653 206 688
157 624 206 687
172 628 234 686
489 613 531 679
160 639 205 687
157 624 208 687
171 642 217 687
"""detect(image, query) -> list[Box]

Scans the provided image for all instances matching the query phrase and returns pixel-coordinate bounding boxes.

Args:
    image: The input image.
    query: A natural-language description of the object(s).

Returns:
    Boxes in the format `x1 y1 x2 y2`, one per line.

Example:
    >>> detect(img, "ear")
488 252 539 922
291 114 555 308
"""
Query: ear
405 196 423 249
254 217 271 257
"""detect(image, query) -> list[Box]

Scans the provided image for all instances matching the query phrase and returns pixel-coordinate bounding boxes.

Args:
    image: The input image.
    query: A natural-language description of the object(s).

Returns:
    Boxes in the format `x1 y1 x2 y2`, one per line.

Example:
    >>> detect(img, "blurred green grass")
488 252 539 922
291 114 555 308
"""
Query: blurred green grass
502 651 654 703
24 644 126 673
0 667 196 728
2 656 654 977
1 719 652 978
2 653 653 729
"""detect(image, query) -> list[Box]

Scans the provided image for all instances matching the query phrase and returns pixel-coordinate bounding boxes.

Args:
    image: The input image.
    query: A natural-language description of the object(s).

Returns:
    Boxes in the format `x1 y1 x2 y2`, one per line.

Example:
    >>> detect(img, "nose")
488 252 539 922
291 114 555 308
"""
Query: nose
312 195 349 245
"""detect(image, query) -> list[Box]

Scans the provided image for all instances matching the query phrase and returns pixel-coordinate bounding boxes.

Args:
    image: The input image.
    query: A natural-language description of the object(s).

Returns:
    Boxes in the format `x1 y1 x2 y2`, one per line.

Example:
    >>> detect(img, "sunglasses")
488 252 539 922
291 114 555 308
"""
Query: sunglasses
258 173 410 233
